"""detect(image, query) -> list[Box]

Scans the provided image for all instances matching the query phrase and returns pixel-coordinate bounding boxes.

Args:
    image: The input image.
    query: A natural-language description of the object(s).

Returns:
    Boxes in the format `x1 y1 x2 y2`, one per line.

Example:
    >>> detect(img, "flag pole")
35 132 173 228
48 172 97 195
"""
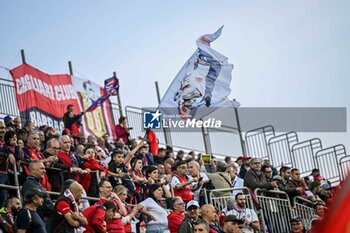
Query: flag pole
155 81 171 147
233 99 246 155
68 61 73 75
113 71 123 117
200 119 212 154
21 49 26 64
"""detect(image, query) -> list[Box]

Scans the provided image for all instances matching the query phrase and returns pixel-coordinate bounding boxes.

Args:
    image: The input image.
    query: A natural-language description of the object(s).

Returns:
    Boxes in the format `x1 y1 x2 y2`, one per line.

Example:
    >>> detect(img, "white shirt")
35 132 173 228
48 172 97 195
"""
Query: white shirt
188 172 209 202
140 197 169 226
227 208 258 233
171 176 181 189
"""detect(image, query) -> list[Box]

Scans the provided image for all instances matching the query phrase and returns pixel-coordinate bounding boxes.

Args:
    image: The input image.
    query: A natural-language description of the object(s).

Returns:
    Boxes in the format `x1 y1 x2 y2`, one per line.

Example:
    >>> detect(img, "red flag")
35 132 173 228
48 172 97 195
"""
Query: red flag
312 179 350 232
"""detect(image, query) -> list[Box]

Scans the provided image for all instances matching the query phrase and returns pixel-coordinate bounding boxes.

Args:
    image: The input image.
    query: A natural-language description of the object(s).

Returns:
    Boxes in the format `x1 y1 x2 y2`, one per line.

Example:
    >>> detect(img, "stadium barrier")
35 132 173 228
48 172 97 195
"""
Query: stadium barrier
315 144 347 187
201 187 322 233
245 125 275 160
268 131 298 170
0 78 20 117
293 196 315 229
254 189 293 233
291 138 322 178
339 155 350 180
204 187 254 211
245 126 348 187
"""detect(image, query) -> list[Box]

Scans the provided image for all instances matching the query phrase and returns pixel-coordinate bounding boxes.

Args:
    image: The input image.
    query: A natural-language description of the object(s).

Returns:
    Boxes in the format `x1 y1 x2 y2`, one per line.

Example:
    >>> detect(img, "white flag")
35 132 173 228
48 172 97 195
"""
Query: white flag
159 26 234 120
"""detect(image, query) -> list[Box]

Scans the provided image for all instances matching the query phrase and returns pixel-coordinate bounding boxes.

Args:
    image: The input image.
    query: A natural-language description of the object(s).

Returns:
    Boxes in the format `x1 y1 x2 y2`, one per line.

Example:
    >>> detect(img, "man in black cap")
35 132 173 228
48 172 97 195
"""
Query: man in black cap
16 187 47 233
223 215 244 233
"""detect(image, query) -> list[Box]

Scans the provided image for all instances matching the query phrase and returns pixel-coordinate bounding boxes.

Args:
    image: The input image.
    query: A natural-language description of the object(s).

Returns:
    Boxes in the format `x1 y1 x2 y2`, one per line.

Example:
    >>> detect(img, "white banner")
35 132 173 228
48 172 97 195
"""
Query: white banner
159 26 234 120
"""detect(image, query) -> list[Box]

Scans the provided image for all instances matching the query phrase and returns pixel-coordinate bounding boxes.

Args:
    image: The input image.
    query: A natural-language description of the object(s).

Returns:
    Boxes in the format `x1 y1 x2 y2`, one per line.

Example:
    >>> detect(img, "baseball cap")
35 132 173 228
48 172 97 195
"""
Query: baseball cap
224 215 244 224
4 115 13 125
186 200 199 210
242 156 252 161
24 188 46 201
314 175 322 182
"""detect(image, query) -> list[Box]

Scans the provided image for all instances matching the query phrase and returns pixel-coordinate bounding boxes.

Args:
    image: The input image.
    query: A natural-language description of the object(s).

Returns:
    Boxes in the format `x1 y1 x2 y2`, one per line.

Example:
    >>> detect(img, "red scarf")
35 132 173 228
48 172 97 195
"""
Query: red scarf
57 150 72 167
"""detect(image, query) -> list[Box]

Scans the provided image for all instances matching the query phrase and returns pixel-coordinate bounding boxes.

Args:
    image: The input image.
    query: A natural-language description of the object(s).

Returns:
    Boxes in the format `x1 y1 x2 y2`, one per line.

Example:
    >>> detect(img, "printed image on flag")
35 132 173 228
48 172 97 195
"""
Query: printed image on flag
159 26 234 120
73 77 108 138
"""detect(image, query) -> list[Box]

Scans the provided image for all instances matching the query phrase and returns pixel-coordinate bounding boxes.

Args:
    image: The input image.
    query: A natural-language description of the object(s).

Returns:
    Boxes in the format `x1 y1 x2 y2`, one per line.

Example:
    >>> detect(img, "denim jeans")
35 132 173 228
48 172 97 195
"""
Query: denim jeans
146 224 169 233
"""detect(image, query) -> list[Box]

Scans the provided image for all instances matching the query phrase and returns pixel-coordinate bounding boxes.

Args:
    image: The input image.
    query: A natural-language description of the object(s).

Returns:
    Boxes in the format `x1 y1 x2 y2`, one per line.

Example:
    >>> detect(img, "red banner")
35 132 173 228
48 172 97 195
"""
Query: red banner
10 63 117 139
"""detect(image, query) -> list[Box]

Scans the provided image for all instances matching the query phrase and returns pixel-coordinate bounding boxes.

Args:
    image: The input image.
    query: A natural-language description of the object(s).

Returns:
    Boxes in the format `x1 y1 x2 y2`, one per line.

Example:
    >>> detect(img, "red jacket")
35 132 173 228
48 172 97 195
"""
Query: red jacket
82 204 107 233
115 125 129 144
167 211 184 233
80 158 107 192
173 175 193 202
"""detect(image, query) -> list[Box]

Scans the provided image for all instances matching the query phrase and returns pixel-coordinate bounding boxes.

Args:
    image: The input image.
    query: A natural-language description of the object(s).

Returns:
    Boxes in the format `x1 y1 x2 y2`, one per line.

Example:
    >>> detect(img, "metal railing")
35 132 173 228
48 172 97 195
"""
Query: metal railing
0 78 20 117
254 189 293 233
245 126 349 186
293 196 315 229
204 187 254 211
291 138 322 177
245 125 275 160
268 131 298 170
339 155 350 180
207 126 242 158
315 144 347 187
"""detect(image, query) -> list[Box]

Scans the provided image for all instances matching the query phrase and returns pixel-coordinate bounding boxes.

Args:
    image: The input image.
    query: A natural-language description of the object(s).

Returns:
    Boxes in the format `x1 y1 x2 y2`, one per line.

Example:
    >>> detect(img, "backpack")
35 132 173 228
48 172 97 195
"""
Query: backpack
15 208 32 233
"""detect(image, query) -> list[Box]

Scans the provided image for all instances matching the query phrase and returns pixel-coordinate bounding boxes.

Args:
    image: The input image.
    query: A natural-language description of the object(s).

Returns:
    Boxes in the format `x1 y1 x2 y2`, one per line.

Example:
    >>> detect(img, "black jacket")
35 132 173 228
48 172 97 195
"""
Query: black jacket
21 175 53 219
244 169 274 192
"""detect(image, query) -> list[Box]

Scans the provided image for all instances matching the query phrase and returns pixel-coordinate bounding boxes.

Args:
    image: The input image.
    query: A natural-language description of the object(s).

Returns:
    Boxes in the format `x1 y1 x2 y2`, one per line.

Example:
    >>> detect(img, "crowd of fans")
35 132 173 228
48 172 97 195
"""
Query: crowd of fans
0 111 335 233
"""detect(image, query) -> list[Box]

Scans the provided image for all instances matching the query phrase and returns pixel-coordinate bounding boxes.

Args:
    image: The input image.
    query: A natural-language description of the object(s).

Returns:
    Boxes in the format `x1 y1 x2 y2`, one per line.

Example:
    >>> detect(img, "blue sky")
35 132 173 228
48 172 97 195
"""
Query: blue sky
0 0 349 154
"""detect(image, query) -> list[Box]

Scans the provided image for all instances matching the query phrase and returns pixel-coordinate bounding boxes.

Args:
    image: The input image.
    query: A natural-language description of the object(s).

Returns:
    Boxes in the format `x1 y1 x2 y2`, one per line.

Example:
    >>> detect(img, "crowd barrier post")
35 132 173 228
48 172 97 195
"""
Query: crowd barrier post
254 188 293 233
293 196 315 229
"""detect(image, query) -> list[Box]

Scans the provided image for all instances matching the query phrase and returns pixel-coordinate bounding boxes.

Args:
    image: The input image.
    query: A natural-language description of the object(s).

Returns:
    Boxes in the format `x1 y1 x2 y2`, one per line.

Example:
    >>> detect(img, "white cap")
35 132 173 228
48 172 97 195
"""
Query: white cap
186 200 200 210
